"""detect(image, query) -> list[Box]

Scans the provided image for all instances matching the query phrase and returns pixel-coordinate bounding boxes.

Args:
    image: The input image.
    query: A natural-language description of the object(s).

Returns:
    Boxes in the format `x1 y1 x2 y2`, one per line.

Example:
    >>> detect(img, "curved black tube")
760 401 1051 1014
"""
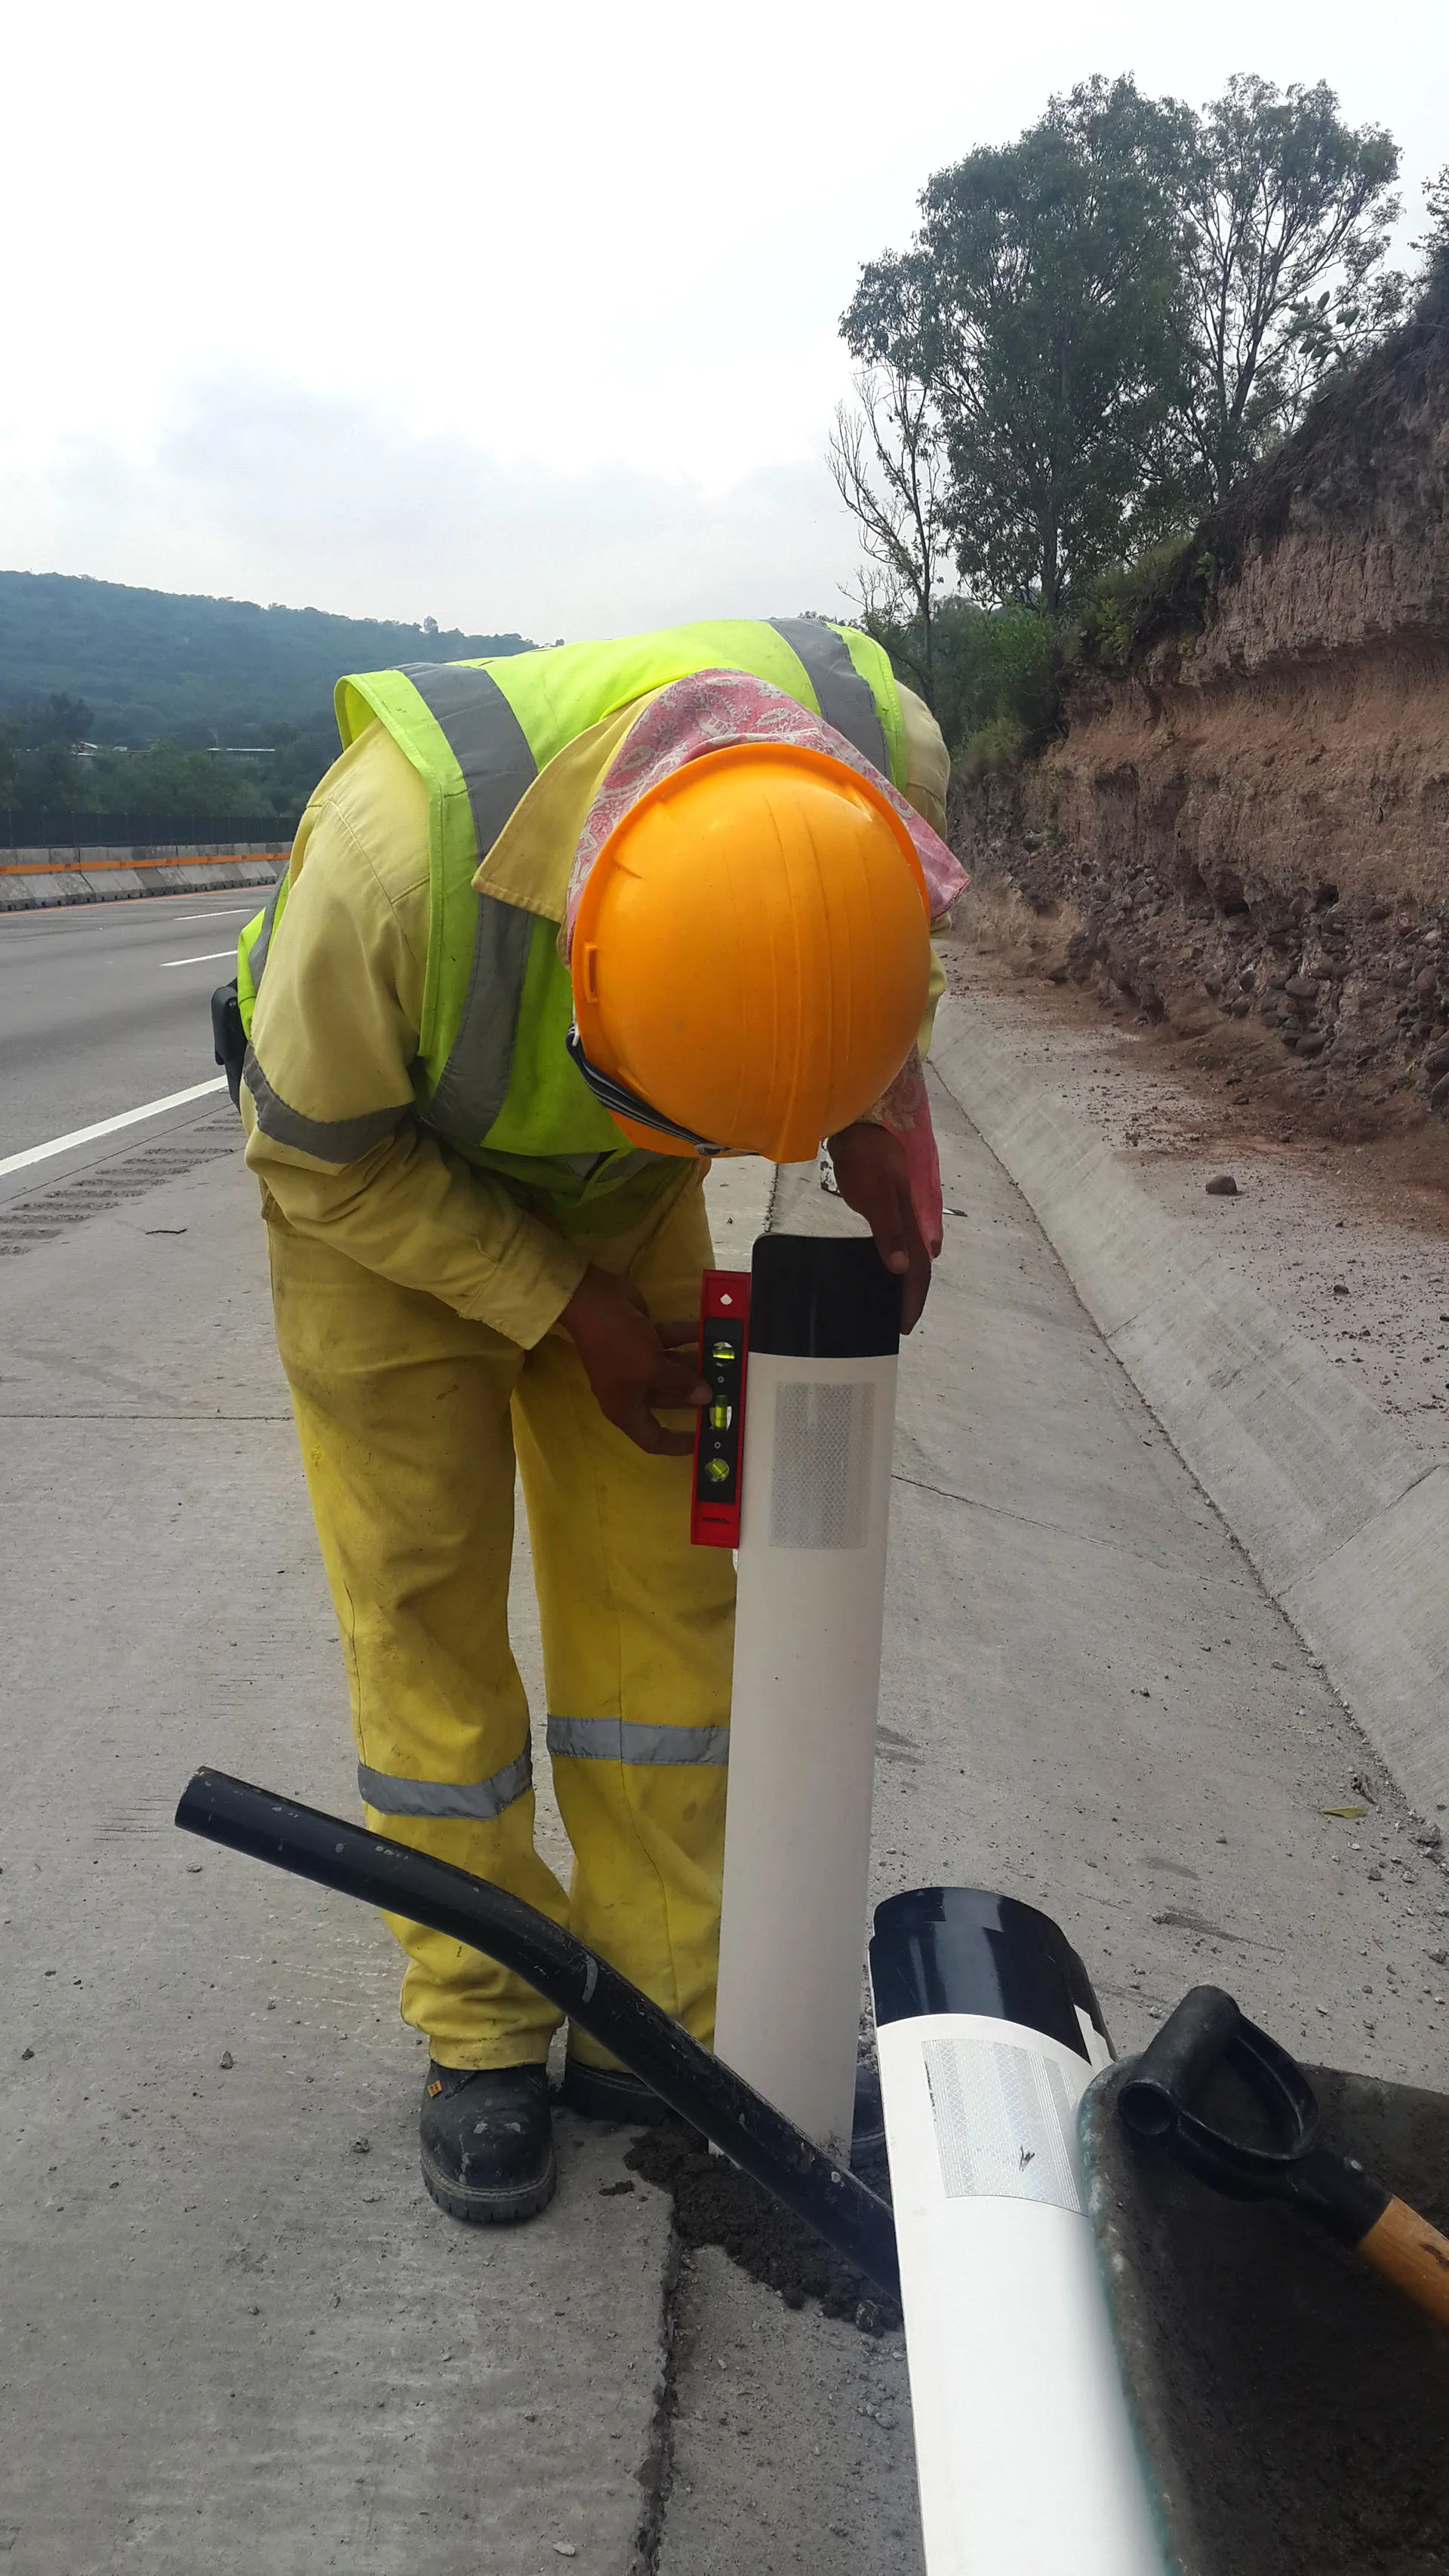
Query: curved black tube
175 1767 898 2298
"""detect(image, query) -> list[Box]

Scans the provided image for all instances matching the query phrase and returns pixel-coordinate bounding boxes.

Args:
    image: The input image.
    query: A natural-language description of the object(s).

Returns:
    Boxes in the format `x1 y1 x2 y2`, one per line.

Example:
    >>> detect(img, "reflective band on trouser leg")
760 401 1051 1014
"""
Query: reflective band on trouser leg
265 1212 571 2070
357 1747 534 1820
545 1717 729 1767
514 1173 735 2068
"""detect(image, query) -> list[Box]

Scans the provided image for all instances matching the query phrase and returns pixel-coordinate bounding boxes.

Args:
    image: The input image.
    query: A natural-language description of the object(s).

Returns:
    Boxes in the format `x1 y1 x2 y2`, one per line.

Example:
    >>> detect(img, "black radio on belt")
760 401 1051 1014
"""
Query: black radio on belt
690 1269 749 1547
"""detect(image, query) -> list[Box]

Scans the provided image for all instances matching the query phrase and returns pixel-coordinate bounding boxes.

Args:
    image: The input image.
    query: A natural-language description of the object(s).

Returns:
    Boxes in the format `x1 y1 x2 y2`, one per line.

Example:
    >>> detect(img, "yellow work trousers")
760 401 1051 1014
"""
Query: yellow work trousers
265 1171 735 2070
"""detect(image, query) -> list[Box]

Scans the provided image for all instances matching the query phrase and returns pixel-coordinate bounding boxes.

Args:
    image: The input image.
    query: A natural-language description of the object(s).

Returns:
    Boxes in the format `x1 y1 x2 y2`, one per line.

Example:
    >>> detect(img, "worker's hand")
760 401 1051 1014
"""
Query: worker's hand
561 1264 710 1455
827 1122 932 1331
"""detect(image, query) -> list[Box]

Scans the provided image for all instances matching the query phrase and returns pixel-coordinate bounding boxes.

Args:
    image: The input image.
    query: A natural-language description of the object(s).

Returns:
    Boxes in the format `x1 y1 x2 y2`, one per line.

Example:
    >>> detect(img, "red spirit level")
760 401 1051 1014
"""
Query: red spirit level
690 1268 749 1547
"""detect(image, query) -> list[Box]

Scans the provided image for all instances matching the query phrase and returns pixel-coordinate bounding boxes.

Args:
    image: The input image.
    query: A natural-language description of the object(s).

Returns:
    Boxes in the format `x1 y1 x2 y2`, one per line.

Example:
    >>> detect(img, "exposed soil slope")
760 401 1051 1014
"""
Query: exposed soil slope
944 930 1449 1438
954 271 1449 1144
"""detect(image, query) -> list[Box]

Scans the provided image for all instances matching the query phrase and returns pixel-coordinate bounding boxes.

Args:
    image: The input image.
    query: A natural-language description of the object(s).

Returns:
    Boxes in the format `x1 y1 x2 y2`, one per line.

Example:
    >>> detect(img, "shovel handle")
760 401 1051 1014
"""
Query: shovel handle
1358 2196 1449 2328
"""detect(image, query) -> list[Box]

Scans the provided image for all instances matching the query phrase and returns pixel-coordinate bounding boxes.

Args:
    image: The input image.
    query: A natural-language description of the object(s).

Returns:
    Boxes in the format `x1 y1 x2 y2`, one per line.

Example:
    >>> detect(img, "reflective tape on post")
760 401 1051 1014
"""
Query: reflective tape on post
713 1233 902 2159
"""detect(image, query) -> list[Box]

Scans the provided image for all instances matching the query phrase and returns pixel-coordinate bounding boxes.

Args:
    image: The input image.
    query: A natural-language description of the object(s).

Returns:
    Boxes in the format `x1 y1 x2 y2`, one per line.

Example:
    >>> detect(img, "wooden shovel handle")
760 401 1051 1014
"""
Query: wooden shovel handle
1359 2196 1449 2327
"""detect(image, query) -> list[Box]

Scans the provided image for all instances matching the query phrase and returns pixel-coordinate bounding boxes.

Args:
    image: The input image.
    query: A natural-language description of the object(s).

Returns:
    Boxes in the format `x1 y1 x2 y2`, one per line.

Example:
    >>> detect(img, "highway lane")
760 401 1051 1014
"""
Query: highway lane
0 886 260 1160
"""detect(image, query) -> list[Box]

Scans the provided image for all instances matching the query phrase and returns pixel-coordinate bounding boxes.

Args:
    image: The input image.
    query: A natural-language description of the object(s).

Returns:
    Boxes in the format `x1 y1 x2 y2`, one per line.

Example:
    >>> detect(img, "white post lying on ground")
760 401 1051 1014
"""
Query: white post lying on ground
869 1888 1163 2575
713 1233 901 2160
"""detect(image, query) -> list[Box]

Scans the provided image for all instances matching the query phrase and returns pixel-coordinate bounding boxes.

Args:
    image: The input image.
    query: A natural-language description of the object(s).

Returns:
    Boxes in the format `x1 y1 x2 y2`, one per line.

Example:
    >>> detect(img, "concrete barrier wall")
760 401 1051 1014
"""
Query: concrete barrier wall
931 990 1449 1821
0 847 289 912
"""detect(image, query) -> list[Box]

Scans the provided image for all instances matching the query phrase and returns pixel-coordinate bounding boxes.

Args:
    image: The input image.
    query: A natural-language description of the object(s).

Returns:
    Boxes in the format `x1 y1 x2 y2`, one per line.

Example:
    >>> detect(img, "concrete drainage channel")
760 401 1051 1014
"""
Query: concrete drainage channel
930 992 1449 1824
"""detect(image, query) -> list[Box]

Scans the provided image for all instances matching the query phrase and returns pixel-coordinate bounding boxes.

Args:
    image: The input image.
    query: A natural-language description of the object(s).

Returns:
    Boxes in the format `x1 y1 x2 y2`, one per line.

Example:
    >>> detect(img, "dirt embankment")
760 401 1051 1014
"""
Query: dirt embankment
953 273 1449 1148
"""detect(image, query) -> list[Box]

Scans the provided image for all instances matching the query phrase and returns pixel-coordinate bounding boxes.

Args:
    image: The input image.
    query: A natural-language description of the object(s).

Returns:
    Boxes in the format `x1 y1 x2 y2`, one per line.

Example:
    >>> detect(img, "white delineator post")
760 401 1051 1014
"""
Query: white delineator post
869 1888 1163 2575
713 1233 902 2160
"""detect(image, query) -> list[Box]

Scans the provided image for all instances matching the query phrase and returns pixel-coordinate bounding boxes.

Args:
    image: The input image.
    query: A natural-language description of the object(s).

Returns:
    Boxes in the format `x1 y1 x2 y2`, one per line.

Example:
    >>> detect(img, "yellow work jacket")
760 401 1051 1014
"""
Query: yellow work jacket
242 688 948 1348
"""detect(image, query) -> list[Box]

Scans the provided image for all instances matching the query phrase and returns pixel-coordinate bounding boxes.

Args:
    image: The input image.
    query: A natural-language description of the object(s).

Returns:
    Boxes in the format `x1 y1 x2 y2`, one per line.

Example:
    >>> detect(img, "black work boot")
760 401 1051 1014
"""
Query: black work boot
420 2062 556 2224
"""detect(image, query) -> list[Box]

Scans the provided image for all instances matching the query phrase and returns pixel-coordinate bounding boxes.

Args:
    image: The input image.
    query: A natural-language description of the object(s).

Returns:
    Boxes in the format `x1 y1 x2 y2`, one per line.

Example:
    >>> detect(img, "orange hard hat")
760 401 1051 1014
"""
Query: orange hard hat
569 742 931 1163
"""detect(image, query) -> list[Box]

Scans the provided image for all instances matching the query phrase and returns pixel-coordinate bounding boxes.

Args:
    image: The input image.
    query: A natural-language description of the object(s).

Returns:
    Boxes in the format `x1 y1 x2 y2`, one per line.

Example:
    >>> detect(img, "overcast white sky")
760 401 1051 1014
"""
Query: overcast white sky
2 0 1445 640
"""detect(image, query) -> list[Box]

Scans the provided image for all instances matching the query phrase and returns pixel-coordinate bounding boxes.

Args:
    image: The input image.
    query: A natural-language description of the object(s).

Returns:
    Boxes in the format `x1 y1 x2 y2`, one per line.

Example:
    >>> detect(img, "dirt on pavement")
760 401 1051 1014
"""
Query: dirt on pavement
945 903 1449 1444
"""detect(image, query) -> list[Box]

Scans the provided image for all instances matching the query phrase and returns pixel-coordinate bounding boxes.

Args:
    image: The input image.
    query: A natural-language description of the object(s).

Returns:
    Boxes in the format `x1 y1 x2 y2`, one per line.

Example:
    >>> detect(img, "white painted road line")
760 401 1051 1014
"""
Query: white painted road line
0 1078 228 1178
158 949 237 968
161 909 252 925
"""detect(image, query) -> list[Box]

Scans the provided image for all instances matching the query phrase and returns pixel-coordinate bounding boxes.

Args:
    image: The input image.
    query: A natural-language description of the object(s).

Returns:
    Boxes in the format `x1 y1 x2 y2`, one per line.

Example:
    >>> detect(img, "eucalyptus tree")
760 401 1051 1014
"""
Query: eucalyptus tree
1174 76 1403 502
842 77 1193 620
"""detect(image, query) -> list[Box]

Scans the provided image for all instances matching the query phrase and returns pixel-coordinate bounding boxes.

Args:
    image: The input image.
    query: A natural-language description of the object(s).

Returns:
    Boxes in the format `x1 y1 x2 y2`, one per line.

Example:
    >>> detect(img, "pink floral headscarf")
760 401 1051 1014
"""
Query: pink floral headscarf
565 669 968 1255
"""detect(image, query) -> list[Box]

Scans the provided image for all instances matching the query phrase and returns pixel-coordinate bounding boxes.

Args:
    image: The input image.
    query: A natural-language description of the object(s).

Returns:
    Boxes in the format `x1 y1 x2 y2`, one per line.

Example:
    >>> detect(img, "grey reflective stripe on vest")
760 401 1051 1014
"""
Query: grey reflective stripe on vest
247 873 287 991
546 1716 730 1765
399 662 540 1145
426 891 535 1146
242 1045 409 1163
398 661 539 854
560 1145 660 1183
357 1746 533 1820
768 618 889 776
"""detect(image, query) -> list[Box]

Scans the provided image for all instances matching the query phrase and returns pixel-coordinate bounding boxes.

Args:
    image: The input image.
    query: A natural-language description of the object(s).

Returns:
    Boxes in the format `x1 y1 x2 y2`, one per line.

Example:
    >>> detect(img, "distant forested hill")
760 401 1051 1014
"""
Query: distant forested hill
0 570 534 746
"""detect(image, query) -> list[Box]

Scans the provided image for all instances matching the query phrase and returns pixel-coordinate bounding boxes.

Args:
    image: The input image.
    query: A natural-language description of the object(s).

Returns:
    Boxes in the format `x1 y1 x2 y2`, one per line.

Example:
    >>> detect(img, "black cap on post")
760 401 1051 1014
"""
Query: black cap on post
869 1887 1112 2064
749 1234 902 1359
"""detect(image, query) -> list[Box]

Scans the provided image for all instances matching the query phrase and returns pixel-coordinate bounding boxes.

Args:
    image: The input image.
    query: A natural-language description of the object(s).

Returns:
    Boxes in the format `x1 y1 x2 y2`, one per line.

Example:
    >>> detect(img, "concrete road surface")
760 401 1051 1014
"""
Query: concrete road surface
2 900 1444 2573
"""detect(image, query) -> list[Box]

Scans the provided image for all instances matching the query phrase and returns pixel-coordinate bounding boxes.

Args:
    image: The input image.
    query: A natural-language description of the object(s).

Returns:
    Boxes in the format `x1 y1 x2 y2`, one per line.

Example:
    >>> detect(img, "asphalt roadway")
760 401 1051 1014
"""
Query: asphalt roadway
0 882 257 1158
3 896 1446 2574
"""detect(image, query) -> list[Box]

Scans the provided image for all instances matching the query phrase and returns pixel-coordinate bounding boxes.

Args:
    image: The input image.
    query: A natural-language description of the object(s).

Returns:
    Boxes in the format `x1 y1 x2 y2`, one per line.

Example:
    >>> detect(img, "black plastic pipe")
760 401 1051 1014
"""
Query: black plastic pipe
175 1768 899 2298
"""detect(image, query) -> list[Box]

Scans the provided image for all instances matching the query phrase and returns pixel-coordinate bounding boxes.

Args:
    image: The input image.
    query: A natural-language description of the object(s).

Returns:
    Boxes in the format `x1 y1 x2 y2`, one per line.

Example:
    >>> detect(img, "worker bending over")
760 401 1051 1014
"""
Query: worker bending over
230 617 963 2224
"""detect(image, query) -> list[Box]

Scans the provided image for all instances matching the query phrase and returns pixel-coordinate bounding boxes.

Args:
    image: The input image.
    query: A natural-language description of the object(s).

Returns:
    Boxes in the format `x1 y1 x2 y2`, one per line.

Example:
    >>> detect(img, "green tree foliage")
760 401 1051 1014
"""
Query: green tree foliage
860 597 1059 770
934 602 1059 766
82 743 276 821
0 571 534 823
844 78 1194 621
0 693 98 811
29 691 95 744
1173 77 1402 501
835 70 1407 709
1417 165 1449 282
